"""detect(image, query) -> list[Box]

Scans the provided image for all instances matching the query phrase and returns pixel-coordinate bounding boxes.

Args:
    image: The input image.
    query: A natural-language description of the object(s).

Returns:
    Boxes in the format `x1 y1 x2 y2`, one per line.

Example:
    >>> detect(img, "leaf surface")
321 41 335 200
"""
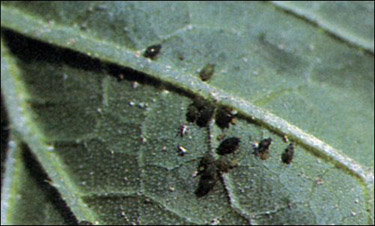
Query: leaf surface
0 137 77 225
1 2 374 225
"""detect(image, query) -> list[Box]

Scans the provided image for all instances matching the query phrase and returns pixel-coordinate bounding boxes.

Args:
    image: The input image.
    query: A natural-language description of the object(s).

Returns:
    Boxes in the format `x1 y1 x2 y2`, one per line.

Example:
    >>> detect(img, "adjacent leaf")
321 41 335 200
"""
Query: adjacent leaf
0 137 77 225
272 1 374 53
1 2 374 225
1 95 9 184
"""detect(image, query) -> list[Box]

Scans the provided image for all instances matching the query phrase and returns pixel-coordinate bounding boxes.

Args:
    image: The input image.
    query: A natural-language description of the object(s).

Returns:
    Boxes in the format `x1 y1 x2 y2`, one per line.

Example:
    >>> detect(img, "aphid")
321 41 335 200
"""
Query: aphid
197 154 216 176
118 73 125 81
196 104 215 127
143 44 162 60
176 124 188 137
215 106 235 129
230 118 238 125
282 143 295 164
217 134 226 141
195 162 218 198
177 145 188 156
186 104 199 123
254 138 272 160
216 157 239 173
186 97 216 127
217 137 241 155
199 63 215 81
283 135 289 143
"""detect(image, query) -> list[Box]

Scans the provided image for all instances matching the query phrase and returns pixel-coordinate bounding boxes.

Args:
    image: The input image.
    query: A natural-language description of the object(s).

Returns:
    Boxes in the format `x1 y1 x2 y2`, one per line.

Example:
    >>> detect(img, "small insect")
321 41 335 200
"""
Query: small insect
195 161 218 197
186 97 216 127
177 145 189 156
283 135 289 143
215 106 235 129
216 157 239 173
143 44 162 60
217 134 226 141
117 73 125 81
282 143 295 164
197 154 216 176
176 124 188 137
196 104 215 127
230 118 238 125
217 137 241 155
186 104 199 123
254 138 272 160
199 63 215 81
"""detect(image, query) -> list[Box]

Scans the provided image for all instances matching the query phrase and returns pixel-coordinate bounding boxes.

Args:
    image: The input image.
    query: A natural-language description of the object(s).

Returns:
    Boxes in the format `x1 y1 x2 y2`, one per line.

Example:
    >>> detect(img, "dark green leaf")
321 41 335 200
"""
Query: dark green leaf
0 138 77 225
1 2 373 225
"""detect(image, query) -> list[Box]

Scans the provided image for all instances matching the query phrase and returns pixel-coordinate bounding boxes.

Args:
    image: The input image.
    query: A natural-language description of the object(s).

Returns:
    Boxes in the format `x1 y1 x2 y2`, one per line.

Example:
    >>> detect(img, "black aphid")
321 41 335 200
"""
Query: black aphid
217 137 241 155
216 157 239 173
143 44 162 60
199 64 215 81
186 97 216 127
197 154 216 176
215 106 235 129
282 143 295 164
186 104 199 123
196 104 215 127
195 161 218 198
255 138 272 160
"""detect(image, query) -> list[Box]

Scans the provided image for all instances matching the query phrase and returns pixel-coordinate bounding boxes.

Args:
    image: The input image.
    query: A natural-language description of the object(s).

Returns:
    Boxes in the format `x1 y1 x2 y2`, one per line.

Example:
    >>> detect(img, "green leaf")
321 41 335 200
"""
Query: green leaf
1 2 374 225
1 95 9 183
272 1 374 53
1 137 77 224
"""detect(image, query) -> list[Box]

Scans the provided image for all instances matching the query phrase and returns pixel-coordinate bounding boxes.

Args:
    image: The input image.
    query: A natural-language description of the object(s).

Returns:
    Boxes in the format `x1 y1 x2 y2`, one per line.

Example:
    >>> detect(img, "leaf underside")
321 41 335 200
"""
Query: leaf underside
1 2 374 225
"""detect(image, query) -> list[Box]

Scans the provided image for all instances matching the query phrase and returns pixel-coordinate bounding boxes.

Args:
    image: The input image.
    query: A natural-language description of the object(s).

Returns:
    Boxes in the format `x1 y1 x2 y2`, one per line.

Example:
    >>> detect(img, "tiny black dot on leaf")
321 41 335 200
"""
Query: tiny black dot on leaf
282 143 295 164
143 44 162 60
254 138 272 160
199 64 215 81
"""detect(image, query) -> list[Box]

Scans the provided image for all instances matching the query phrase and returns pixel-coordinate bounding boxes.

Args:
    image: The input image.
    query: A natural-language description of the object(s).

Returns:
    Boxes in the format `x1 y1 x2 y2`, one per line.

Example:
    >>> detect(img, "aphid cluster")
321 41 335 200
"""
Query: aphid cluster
179 94 299 198
186 97 216 127
143 44 162 60
254 138 272 160
217 137 241 155
282 143 295 164
199 63 215 81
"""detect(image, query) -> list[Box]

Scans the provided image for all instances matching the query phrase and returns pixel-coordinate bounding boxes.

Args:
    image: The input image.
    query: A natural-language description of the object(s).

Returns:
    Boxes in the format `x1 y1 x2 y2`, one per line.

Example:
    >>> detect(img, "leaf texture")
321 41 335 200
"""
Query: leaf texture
1 2 374 225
